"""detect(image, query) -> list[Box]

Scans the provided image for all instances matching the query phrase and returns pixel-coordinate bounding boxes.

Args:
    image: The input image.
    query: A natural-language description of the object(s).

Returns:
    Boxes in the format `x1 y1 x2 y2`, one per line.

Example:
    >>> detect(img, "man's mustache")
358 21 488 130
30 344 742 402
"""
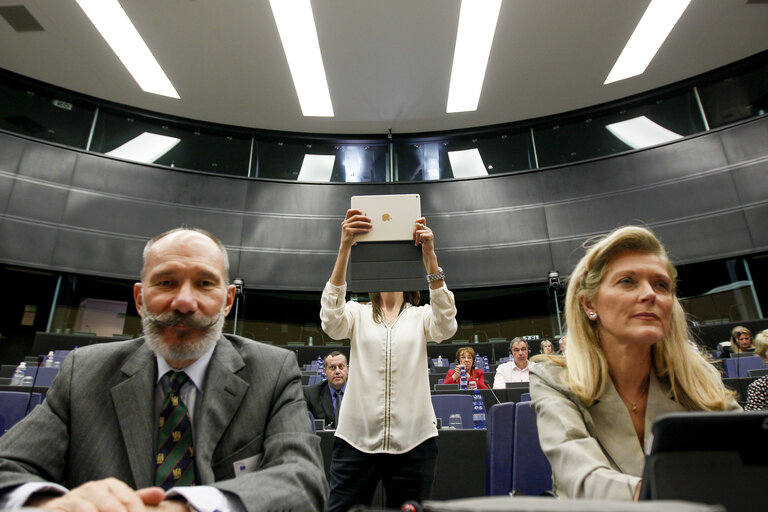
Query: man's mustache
144 311 219 330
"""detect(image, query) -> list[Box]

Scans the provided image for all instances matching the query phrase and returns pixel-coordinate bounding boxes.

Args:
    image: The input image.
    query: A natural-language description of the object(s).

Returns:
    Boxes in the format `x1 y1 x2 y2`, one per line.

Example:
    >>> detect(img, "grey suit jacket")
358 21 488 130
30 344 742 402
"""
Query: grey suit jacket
0 335 328 512
530 363 686 500
303 381 336 429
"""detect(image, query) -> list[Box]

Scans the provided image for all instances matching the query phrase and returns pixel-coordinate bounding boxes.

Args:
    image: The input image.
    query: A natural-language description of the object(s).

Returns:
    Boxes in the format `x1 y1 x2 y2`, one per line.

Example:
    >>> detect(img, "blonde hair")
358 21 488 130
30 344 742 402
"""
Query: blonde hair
754 330 768 361
730 325 753 353
556 226 734 410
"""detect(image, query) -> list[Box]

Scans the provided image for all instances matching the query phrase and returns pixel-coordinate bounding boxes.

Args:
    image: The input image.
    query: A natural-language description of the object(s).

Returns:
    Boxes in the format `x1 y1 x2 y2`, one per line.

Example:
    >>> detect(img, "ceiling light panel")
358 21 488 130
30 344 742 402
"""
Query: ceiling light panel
269 0 334 117
604 0 691 85
75 0 179 98
446 0 502 113
605 116 682 149
297 154 336 181
106 133 181 163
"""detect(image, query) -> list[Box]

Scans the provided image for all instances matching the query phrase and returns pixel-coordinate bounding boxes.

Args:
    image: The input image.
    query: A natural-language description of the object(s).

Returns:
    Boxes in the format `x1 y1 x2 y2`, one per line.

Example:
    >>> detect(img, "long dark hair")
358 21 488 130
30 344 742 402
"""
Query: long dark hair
369 291 420 323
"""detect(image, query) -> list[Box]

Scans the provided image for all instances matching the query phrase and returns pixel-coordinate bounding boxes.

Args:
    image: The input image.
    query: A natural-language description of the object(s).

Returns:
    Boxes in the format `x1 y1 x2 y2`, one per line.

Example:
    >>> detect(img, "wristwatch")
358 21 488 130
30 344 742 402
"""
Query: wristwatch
426 267 444 283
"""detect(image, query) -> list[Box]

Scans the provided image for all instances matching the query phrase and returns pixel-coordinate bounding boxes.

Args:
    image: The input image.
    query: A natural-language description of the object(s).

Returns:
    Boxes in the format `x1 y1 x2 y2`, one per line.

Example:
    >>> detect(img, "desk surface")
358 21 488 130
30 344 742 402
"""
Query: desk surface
317 428 486 502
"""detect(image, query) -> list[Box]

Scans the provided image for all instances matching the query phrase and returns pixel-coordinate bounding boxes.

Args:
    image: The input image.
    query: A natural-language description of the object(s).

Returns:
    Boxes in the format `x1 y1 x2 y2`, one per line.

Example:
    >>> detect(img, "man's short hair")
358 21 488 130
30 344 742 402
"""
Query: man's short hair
324 351 347 365
510 337 528 352
141 227 230 280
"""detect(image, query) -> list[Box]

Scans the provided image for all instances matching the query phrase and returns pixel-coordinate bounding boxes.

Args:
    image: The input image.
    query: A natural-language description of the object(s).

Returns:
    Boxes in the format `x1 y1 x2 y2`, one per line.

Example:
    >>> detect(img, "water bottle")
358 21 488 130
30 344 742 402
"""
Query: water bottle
307 335 313 346
459 365 468 390
317 356 326 382
11 362 26 386
44 351 55 368
472 390 487 429
473 333 479 344
437 355 443 367
483 356 490 373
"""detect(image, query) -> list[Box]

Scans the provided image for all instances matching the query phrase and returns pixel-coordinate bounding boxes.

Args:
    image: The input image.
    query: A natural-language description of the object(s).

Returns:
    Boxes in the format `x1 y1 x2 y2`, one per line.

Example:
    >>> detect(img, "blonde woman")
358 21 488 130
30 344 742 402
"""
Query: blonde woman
753 329 768 364
530 226 739 501
721 326 755 358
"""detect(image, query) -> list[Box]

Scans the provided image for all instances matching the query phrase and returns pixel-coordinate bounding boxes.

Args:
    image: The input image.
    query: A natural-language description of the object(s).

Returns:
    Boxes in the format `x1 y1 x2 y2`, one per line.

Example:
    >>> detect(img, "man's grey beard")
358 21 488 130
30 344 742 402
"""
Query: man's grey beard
141 306 225 362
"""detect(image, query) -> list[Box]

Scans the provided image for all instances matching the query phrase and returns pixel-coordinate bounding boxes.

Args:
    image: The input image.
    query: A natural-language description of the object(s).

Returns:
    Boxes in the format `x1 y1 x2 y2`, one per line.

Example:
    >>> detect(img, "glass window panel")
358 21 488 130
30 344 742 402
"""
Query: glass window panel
256 139 387 182
0 79 94 149
90 110 251 176
533 90 705 168
698 62 768 128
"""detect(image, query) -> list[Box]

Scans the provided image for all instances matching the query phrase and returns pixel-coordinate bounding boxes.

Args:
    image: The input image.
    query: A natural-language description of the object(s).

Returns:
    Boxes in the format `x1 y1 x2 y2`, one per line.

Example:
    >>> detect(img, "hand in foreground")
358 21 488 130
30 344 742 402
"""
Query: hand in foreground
28 478 165 512
340 209 372 248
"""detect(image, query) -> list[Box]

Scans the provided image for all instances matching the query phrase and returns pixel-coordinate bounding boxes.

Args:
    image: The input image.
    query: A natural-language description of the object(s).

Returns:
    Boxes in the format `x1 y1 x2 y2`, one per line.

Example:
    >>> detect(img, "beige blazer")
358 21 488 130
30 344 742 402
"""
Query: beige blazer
529 363 687 500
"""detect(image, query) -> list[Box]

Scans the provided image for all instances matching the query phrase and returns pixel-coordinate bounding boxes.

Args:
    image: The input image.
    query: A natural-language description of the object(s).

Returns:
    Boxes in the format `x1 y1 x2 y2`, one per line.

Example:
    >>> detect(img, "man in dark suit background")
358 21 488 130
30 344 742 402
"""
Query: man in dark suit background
0 228 327 512
303 351 348 429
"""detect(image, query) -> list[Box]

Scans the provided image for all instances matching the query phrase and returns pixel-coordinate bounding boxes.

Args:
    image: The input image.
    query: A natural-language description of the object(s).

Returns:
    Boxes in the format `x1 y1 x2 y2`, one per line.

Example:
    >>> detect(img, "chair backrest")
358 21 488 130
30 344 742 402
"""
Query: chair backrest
307 374 323 386
511 401 552 496
0 391 43 434
35 367 60 387
431 394 474 429
520 392 531 402
485 402 515 495
724 356 765 378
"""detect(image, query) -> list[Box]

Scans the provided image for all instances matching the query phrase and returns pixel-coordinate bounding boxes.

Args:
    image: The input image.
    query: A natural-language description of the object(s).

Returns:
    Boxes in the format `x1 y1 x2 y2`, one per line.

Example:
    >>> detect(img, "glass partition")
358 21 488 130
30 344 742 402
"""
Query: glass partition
697 61 768 128
0 80 94 149
90 109 252 177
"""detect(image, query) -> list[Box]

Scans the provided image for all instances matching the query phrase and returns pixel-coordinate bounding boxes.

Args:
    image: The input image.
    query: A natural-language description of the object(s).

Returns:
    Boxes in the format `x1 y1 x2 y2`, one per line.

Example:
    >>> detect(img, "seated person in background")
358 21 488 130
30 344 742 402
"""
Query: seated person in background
745 374 768 410
443 346 488 389
530 226 739 501
720 325 755 358
0 228 327 512
752 329 768 364
556 336 567 355
493 338 535 388
540 339 554 355
304 351 349 428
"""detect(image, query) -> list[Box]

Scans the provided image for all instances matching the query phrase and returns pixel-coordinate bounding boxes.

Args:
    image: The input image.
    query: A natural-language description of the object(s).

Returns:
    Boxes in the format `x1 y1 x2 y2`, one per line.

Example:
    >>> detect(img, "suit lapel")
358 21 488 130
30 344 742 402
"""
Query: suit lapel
111 342 157 488
588 378 646 476
195 337 248 484
643 372 686 449
322 383 335 425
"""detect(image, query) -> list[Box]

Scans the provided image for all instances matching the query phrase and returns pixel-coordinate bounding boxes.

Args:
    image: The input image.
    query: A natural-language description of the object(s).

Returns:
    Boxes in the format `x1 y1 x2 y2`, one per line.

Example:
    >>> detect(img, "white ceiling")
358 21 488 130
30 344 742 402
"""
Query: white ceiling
1 0 767 135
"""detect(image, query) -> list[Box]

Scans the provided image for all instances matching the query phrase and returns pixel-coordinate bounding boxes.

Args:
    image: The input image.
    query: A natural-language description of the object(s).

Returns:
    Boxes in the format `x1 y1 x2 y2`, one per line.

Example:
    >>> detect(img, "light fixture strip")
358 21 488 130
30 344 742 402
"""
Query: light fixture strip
446 0 502 113
604 0 691 85
75 0 179 99
269 0 334 117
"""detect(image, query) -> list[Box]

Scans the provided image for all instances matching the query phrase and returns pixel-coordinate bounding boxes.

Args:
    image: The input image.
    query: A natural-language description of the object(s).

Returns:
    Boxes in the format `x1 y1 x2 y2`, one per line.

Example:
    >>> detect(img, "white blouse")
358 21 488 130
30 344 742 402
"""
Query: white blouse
320 281 458 454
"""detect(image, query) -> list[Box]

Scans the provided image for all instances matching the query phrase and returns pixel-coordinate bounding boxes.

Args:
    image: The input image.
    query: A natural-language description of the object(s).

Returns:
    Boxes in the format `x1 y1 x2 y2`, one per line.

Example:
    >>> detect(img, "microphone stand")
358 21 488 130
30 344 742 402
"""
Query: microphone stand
24 355 44 415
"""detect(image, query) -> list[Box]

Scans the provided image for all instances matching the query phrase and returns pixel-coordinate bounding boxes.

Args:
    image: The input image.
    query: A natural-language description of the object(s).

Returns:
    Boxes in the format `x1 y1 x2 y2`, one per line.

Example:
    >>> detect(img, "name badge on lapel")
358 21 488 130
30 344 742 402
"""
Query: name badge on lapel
233 454 262 477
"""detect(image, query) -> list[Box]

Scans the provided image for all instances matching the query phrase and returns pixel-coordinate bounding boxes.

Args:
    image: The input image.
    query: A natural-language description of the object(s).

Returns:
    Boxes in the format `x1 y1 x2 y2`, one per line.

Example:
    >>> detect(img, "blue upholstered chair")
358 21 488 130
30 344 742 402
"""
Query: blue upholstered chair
724 355 765 378
0 391 44 434
431 394 474 429
511 401 552 496
485 401 515 495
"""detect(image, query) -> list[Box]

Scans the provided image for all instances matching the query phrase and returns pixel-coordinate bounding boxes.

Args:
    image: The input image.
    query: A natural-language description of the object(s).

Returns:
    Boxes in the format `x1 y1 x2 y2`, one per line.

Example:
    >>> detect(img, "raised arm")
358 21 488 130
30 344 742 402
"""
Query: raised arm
329 209 371 286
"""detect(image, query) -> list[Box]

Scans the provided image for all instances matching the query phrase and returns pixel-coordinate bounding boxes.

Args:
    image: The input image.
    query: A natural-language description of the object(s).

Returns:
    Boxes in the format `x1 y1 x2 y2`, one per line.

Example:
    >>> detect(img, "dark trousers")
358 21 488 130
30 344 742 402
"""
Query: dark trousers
326 437 438 512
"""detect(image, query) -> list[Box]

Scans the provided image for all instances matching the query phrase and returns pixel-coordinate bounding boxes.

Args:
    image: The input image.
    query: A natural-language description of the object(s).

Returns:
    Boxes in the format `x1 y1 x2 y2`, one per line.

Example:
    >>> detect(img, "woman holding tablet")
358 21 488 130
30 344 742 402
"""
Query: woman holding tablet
530 226 739 501
321 208 457 512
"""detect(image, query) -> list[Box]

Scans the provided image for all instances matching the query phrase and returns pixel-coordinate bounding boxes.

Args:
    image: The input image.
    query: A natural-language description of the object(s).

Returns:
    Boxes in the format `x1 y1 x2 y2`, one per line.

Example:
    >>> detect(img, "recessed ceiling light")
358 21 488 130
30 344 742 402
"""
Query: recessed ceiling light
297 154 336 181
75 0 179 99
604 0 691 85
605 116 682 149
106 132 181 163
269 0 334 117
446 0 502 113
448 149 489 177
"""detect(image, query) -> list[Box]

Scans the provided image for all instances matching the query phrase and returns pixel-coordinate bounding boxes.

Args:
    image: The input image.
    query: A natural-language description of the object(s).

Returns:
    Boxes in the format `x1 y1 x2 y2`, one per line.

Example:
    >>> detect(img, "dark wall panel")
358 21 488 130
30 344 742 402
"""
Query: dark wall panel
1 117 768 291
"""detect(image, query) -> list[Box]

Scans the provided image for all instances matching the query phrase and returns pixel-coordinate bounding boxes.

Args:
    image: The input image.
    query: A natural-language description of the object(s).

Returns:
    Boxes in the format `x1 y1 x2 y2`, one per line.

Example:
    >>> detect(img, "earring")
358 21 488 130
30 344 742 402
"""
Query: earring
588 311 597 320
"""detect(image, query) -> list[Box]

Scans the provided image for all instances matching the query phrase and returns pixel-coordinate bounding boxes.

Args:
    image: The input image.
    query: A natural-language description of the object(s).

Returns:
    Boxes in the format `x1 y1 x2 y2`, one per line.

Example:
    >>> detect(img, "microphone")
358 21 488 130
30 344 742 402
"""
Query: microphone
401 501 423 512
24 355 44 415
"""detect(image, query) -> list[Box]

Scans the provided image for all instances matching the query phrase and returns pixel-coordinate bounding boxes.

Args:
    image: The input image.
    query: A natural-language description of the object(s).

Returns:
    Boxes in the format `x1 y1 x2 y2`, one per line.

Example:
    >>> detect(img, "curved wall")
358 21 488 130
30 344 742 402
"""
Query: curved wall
1 116 767 291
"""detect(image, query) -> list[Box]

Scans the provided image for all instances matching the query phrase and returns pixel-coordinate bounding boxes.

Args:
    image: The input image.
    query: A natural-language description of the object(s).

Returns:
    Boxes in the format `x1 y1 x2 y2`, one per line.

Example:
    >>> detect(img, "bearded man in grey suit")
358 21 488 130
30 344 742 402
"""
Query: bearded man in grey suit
0 228 328 512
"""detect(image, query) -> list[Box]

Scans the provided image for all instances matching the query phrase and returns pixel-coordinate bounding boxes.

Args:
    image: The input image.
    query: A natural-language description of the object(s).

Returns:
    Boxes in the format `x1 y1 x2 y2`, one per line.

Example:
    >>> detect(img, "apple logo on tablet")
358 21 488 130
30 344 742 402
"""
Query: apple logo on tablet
382 213 392 222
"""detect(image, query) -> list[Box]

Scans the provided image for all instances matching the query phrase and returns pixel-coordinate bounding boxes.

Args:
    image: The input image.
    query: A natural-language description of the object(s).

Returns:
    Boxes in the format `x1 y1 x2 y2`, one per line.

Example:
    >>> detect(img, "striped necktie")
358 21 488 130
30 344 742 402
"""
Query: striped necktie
155 371 196 490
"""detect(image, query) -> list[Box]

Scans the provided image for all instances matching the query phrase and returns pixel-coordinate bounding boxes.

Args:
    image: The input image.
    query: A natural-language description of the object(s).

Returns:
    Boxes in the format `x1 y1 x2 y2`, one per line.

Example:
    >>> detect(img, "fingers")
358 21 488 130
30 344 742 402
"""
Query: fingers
135 488 165 507
42 478 149 512
412 218 434 246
